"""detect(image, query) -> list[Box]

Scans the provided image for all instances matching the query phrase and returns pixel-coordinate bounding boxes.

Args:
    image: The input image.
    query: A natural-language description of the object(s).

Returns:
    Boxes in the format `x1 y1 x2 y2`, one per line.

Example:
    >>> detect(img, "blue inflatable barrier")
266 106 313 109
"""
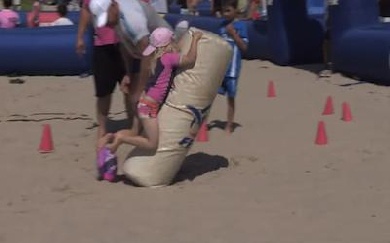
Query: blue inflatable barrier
0 1 335 77
267 0 324 65
306 0 325 15
242 19 270 60
166 0 327 65
330 0 390 84
168 1 181 14
196 0 213 16
0 25 93 76
306 0 326 28
164 14 270 60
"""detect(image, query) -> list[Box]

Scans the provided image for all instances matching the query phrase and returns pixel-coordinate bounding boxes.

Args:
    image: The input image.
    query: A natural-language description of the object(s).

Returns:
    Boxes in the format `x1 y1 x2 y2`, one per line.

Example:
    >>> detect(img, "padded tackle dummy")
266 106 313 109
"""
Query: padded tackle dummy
123 28 232 187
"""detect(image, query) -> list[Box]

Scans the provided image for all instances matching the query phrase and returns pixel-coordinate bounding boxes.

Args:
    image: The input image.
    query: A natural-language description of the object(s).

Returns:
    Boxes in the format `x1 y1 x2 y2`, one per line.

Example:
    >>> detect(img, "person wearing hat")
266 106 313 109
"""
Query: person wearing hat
103 27 202 152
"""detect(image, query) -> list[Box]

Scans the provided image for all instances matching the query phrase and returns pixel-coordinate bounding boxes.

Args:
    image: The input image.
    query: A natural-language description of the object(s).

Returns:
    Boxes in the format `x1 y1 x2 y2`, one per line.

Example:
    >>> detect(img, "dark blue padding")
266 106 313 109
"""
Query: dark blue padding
65 11 81 24
0 25 93 76
333 25 390 84
196 0 213 16
329 0 379 42
308 13 325 29
242 20 270 60
168 1 182 14
329 0 389 84
267 0 324 65
306 0 325 15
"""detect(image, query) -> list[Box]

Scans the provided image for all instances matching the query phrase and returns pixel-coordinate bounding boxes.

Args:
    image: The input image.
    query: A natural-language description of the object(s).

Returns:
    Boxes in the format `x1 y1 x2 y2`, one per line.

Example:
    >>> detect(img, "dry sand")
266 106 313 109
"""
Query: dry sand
1 60 389 242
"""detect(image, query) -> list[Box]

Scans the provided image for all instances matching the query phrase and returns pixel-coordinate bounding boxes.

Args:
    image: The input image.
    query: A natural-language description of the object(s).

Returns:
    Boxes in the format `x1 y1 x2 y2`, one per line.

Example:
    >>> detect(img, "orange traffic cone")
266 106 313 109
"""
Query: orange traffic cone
196 121 209 142
322 96 334 115
267 80 276 98
315 121 328 145
342 102 353 122
38 124 54 153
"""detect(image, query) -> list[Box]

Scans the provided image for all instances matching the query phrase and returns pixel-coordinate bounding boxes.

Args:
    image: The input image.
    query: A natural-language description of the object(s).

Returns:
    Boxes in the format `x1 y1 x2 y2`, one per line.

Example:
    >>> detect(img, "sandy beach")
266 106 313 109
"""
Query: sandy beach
1 60 389 242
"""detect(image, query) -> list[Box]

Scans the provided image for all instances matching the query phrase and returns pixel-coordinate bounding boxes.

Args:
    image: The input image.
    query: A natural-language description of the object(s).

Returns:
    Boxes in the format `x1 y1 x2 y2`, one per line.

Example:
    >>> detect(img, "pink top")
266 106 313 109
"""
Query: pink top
0 9 19 29
84 0 118 46
145 52 180 103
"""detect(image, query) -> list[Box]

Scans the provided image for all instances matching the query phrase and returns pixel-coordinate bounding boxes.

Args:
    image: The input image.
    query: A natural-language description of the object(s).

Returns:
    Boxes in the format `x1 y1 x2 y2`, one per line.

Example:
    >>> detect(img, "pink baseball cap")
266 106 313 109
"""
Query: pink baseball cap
142 27 174 56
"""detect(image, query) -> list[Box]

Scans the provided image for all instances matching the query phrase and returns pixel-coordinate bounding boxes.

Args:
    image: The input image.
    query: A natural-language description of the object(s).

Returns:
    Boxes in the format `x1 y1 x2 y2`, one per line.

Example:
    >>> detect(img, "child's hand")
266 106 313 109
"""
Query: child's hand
225 24 237 36
192 31 203 41
96 133 114 153
106 132 122 154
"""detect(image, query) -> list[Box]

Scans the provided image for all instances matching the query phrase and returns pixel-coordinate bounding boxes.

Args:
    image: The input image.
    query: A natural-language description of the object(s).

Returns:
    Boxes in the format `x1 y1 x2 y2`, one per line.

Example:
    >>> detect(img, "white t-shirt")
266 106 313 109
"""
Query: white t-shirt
51 17 73 26
116 0 171 58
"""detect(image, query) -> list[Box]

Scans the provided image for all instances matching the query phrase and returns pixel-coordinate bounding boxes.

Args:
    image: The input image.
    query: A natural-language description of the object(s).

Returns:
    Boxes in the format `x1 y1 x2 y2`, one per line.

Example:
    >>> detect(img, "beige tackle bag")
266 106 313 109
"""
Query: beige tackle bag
123 27 232 187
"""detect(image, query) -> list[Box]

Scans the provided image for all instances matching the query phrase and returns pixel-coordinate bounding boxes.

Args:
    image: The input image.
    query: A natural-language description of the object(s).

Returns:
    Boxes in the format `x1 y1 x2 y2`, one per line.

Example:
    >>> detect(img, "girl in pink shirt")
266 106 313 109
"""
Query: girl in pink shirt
0 0 19 28
105 27 202 152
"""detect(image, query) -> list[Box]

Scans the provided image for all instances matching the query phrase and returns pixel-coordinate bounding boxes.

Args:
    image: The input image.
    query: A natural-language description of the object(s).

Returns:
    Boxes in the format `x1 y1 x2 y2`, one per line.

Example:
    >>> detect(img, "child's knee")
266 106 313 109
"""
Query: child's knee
147 139 159 150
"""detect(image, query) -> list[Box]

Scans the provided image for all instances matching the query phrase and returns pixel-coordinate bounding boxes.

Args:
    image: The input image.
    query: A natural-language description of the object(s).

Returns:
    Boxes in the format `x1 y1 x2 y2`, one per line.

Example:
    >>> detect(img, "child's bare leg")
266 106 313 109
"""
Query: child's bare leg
107 119 159 152
105 129 135 153
226 97 235 133
120 118 159 149
124 94 141 137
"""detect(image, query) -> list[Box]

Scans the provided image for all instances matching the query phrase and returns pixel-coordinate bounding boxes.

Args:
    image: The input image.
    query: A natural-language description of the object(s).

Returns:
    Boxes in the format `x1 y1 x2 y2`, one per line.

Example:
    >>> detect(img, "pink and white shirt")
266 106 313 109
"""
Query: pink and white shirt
84 0 118 46
145 52 180 103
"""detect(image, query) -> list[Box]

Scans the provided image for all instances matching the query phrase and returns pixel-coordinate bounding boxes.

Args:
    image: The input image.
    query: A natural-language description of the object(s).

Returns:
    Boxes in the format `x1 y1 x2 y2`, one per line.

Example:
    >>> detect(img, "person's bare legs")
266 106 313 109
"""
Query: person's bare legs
107 118 159 153
225 97 235 133
121 36 152 136
121 72 142 137
96 94 112 139
95 94 113 153
319 35 332 78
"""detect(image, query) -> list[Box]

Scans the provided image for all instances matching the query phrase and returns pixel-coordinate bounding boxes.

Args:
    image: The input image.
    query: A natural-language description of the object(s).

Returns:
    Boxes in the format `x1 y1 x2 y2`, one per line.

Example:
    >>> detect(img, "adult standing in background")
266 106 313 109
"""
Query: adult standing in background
76 0 127 149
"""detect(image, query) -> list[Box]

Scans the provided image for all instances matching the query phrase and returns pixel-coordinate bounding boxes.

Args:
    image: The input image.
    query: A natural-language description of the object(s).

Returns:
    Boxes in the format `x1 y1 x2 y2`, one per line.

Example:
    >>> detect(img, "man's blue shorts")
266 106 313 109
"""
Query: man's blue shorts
218 77 238 98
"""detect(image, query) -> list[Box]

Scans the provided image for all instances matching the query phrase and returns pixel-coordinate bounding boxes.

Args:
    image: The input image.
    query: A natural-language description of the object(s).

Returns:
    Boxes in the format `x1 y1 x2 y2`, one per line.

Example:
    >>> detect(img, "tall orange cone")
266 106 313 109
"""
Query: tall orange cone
38 124 54 153
267 80 276 98
322 96 334 115
315 121 328 145
342 102 353 122
196 121 209 142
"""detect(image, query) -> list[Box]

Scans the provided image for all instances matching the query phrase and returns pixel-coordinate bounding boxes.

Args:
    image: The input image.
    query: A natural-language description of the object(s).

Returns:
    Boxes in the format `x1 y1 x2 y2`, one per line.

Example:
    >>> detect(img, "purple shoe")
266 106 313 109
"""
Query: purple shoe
96 147 118 182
